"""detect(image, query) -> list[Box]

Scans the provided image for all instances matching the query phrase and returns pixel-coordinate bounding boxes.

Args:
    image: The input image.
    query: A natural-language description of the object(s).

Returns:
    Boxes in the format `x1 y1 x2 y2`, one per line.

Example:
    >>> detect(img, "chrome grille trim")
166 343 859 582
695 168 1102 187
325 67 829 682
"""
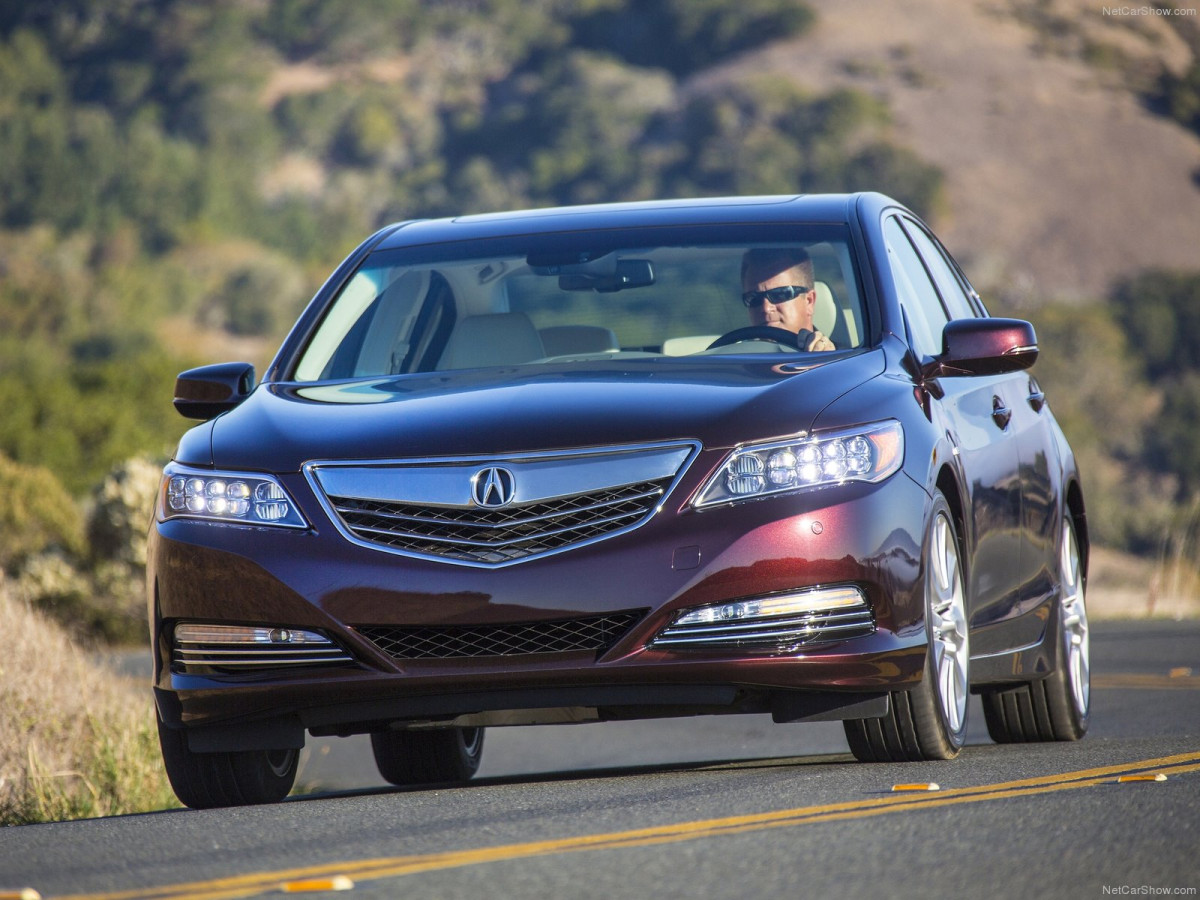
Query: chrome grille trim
306 442 698 567
331 484 667 534
651 607 875 652
330 484 659 552
357 610 647 660
174 648 352 667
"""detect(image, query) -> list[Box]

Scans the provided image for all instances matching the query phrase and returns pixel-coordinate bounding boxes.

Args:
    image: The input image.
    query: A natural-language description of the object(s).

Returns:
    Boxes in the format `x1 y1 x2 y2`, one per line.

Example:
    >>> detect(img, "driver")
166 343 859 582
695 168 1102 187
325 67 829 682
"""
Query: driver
741 248 836 351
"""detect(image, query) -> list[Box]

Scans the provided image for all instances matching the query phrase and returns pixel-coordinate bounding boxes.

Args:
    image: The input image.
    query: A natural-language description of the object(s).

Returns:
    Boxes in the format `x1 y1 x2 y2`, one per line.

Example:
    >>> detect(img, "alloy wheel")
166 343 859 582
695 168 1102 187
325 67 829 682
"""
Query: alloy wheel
1060 521 1090 718
928 511 969 736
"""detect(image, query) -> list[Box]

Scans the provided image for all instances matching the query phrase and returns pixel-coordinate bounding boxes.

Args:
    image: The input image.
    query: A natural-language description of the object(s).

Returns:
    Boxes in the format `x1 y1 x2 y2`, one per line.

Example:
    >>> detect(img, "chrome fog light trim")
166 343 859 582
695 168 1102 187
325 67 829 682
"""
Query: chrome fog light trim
652 586 874 653
172 623 354 672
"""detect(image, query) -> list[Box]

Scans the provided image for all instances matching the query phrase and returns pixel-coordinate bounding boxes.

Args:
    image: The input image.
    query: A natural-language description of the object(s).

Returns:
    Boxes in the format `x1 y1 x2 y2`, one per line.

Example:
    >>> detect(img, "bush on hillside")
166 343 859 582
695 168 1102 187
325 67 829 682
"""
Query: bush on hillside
0 454 84 573
571 0 816 77
1 455 161 645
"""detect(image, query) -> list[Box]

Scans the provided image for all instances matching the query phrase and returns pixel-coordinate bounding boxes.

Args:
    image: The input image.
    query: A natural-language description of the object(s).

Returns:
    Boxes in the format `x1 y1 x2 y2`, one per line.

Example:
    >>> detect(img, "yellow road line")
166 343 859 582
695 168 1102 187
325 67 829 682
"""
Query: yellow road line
1092 673 1200 690
53 750 1200 900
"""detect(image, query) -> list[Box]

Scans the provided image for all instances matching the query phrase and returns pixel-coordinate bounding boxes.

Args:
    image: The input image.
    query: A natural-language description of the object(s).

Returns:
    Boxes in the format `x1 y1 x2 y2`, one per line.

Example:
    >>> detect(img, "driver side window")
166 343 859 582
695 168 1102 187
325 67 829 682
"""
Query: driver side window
883 216 947 359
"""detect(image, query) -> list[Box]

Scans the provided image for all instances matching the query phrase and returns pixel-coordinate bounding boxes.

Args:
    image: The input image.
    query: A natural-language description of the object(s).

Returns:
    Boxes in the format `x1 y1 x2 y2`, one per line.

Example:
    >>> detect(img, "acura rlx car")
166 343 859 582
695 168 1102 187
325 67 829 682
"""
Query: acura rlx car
149 193 1090 808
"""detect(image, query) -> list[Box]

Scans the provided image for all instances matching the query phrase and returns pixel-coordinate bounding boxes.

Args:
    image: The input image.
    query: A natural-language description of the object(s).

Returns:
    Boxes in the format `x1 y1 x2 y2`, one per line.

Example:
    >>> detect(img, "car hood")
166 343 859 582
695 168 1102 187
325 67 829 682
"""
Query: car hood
195 351 885 471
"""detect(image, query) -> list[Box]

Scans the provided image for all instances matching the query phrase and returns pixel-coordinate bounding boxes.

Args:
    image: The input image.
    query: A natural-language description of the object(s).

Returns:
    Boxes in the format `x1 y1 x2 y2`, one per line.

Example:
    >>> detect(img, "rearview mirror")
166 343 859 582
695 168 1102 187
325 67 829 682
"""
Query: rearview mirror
173 362 256 420
924 318 1038 378
559 259 655 293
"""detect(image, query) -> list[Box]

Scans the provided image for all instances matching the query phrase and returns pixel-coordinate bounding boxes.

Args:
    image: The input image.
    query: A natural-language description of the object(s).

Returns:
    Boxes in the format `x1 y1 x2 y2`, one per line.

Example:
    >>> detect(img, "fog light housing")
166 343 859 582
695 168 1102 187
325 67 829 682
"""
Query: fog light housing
171 623 354 673
671 586 866 626
651 586 874 652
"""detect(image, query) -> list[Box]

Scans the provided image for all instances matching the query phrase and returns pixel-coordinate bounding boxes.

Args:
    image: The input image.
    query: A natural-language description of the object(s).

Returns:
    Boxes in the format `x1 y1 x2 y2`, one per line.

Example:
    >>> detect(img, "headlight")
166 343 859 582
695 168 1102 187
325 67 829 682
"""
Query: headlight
158 465 308 528
694 420 904 508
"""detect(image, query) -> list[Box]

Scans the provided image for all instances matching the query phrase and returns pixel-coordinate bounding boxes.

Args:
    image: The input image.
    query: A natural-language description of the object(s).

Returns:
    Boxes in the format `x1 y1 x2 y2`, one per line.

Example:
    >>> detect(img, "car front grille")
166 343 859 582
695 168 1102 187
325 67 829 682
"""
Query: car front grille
308 443 696 566
328 479 668 565
356 610 646 661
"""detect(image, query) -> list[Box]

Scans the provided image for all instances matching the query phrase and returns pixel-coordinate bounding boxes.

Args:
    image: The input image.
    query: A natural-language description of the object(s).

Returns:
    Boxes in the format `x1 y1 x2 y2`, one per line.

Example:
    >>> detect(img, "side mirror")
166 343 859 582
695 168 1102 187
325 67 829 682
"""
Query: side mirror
924 318 1038 378
173 362 256 420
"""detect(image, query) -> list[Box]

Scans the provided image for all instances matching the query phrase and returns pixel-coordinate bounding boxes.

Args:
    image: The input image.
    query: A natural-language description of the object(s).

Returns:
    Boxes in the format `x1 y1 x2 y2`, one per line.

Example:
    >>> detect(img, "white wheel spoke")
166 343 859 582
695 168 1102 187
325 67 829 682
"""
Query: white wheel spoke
928 512 968 736
1061 521 1090 717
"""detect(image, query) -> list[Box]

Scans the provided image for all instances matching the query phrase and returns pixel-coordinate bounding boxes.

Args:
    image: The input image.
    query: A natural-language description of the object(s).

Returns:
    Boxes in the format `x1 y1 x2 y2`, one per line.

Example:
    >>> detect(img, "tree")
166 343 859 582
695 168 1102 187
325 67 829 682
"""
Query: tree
570 0 815 78
1113 269 1200 381
1150 371 1200 501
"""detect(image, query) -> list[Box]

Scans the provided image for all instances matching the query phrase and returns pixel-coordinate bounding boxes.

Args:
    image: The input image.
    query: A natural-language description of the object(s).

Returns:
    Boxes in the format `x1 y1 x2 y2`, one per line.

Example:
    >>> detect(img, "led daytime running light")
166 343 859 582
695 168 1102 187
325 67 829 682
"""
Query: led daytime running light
672 586 866 627
175 623 328 645
160 466 307 528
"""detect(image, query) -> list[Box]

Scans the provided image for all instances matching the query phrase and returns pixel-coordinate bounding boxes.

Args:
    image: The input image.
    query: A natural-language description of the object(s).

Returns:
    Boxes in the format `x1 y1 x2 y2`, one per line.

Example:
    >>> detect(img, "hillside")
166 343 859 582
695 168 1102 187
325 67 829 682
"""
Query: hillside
2 0 1200 640
704 0 1200 303
245 0 1200 303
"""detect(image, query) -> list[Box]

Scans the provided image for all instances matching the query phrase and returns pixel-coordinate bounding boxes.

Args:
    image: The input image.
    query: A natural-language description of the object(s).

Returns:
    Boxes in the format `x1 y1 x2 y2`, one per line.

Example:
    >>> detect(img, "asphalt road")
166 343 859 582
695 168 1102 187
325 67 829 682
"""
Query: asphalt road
3 620 1198 900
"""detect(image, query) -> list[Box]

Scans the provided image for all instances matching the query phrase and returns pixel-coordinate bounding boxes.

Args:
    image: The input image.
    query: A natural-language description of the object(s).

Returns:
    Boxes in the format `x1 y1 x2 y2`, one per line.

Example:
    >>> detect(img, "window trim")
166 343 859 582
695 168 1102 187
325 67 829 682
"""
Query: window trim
881 213 949 360
895 215 985 320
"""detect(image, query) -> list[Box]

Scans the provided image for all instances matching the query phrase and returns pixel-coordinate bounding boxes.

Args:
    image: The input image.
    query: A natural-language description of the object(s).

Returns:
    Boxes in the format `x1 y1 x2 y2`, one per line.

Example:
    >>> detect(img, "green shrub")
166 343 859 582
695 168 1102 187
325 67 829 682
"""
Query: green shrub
1112 269 1200 381
659 78 944 218
1160 59 1200 134
0 454 84 573
571 0 816 77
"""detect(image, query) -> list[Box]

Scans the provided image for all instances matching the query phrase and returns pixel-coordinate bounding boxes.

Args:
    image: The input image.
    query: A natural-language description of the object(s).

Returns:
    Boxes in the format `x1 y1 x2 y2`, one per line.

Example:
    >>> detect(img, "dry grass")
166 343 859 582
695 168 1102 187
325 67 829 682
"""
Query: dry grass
0 580 178 825
1084 545 1200 620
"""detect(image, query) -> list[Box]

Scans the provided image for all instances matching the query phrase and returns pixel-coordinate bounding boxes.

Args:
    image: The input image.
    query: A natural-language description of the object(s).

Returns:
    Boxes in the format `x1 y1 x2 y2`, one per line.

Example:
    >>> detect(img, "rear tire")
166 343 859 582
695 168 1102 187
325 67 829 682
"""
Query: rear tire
982 517 1089 742
371 727 485 786
157 712 298 809
845 494 969 761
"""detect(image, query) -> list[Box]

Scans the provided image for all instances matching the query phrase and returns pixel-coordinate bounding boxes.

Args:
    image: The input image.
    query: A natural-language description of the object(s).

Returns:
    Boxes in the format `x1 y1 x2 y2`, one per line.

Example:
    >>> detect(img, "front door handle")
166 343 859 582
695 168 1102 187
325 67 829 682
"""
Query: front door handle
992 396 1012 430
1027 382 1046 412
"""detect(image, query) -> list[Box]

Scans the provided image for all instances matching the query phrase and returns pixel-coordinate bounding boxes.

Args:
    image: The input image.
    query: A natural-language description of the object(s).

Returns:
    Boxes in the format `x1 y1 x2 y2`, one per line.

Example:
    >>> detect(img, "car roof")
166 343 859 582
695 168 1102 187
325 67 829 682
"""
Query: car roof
373 193 890 250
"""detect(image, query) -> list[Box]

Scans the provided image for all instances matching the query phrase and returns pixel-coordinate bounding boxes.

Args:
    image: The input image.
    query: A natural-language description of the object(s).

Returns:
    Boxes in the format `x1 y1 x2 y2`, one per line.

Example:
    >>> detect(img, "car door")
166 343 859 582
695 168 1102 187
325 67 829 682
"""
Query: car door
901 220 1058 638
882 215 1026 639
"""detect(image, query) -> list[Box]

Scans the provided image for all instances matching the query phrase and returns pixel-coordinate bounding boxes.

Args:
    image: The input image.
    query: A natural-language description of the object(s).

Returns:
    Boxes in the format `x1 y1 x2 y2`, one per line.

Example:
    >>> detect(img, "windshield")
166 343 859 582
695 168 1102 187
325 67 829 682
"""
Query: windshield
292 225 866 382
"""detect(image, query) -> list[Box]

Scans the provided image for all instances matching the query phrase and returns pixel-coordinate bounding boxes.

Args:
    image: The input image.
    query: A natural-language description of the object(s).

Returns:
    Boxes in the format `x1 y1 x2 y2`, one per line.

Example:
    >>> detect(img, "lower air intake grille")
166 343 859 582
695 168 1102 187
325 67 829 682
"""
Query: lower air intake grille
357 611 646 660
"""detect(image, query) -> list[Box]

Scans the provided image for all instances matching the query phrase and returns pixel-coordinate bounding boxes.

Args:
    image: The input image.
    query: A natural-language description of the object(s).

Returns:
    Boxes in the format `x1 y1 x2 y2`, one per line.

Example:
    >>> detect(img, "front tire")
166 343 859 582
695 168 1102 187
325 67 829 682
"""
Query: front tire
981 517 1089 742
845 494 970 761
371 727 485 786
157 712 298 809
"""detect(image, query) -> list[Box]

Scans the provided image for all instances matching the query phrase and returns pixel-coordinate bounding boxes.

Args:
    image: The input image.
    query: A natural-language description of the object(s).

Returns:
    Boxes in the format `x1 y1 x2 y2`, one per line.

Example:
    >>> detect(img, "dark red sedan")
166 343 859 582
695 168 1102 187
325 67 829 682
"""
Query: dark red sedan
150 193 1090 808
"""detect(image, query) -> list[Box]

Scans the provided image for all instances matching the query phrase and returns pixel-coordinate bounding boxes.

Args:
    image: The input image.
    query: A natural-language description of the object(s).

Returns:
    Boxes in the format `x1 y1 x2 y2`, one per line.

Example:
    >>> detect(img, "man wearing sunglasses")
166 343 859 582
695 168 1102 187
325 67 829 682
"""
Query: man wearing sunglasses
741 248 836 351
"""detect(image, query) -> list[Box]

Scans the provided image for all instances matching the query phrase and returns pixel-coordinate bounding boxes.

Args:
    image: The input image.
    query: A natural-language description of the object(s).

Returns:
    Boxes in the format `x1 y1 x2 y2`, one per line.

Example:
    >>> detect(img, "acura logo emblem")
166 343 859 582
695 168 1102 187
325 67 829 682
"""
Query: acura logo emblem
471 466 516 508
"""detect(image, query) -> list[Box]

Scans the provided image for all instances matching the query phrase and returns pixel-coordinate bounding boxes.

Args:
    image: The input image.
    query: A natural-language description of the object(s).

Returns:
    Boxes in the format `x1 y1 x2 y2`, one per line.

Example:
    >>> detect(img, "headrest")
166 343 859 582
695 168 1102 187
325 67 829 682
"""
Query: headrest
438 312 546 370
539 325 619 356
813 281 836 337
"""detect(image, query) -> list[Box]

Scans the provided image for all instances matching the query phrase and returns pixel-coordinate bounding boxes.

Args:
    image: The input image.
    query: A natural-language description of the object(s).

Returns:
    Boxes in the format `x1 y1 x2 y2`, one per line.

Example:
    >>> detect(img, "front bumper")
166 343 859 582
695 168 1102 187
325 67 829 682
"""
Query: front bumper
149 467 932 750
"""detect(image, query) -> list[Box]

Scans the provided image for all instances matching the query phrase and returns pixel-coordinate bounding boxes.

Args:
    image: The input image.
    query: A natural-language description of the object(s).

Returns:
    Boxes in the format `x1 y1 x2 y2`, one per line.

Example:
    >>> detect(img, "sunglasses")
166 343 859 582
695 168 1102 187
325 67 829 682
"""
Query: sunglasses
741 285 812 308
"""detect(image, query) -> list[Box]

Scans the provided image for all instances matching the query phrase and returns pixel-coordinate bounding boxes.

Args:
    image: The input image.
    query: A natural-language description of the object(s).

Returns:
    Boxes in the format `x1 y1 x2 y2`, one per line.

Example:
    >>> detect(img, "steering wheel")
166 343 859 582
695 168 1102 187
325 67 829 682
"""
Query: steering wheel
707 326 814 351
